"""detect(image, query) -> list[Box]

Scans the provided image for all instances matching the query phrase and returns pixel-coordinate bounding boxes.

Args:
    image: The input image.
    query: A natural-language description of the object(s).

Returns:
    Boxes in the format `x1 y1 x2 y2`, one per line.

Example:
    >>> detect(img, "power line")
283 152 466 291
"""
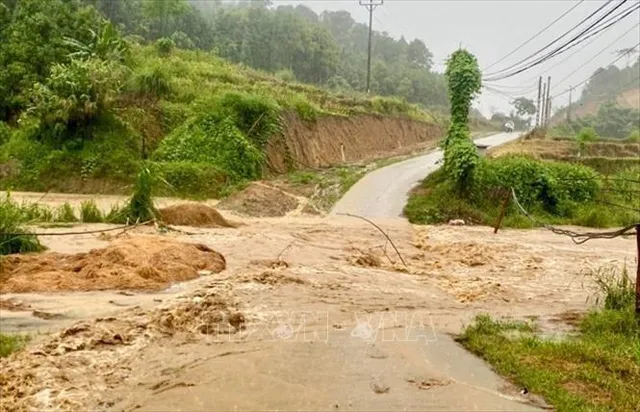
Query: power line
551 41 640 98
483 0 585 72
484 0 617 78
550 23 639 92
485 1 638 81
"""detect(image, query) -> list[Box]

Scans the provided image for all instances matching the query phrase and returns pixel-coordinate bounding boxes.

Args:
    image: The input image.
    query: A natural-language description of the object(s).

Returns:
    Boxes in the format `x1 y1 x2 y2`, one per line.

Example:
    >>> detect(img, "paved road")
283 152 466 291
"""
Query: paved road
331 132 522 218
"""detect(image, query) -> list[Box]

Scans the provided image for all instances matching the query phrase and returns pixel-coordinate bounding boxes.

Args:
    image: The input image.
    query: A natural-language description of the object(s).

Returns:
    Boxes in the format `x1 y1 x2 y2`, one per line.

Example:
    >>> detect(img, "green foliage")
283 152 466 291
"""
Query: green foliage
511 97 537 117
212 91 282 148
0 0 104 120
405 156 637 229
154 114 264 181
126 167 158 223
26 57 126 146
459 304 640 411
80 200 103 222
626 128 639 142
55 202 78 222
156 37 175 56
131 65 172 97
0 333 30 358
170 31 195 50
0 196 44 256
0 122 9 145
571 102 639 140
576 127 598 143
153 161 230 199
589 265 636 312
445 138 478 193
443 49 481 190
444 49 482 126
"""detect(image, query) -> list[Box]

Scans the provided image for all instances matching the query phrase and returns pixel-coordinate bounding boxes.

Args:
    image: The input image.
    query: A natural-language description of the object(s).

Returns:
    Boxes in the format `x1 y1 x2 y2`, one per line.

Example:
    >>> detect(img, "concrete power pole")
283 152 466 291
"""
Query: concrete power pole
540 81 547 127
535 77 542 128
544 76 552 127
360 0 384 94
567 85 573 123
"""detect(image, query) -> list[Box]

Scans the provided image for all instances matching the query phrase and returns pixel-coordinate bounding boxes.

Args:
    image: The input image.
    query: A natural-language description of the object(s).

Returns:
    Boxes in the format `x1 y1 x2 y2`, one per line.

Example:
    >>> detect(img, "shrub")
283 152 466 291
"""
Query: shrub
576 126 599 143
445 137 478 193
170 31 195 50
0 196 43 255
126 167 157 223
211 91 282 148
154 114 264 181
55 203 78 222
156 38 175 56
154 161 230 198
80 200 103 223
132 65 172 97
289 95 321 121
275 69 296 82
26 58 126 146
0 121 9 145
627 128 640 142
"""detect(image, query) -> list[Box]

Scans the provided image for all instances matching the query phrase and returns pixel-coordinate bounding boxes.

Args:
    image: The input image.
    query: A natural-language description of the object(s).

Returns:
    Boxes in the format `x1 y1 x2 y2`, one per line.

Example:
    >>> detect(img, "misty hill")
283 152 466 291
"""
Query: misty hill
552 59 639 128
81 0 449 110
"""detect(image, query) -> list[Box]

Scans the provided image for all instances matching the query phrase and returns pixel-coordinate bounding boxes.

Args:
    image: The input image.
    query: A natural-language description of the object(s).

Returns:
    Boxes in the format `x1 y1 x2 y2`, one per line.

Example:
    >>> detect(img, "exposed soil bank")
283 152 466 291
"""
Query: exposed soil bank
267 113 443 172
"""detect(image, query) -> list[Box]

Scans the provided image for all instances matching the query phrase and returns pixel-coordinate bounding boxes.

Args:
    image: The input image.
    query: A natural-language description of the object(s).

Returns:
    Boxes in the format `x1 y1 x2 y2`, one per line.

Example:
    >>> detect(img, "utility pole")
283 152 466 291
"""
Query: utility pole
535 76 542 128
360 0 384 94
545 76 552 127
540 83 547 127
567 85 573 123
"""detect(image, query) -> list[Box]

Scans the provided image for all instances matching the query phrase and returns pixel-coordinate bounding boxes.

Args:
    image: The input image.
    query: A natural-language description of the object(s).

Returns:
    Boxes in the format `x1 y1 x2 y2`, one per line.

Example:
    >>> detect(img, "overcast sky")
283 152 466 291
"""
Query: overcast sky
278 0 640 118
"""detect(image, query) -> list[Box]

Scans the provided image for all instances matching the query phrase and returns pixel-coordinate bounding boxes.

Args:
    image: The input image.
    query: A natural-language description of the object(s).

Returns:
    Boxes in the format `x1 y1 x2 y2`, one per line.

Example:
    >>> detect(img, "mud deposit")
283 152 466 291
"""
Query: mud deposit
217 182 299 217
0 237 225 293
158 204 235 228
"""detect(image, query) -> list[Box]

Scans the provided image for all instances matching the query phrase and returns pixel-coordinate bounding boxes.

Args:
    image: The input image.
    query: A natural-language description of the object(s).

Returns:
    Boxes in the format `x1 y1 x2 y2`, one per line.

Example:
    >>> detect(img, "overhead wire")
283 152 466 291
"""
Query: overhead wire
549 23 640 92
551 41 640 98
482 0 585 71
484 0 617 78
484 1 638 81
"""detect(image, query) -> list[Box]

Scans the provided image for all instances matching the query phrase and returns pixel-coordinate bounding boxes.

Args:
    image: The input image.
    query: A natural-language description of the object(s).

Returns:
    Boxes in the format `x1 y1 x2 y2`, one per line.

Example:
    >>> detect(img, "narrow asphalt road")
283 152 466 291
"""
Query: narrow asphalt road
331 132 522 218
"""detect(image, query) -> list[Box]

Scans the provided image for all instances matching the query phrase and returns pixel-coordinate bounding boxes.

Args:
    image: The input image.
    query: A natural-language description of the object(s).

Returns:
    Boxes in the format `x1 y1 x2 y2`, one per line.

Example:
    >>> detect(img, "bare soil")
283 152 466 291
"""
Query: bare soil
0 214 635 411
158 204 235 228
267 113 442 172
0 237 225 293
217 182 300 217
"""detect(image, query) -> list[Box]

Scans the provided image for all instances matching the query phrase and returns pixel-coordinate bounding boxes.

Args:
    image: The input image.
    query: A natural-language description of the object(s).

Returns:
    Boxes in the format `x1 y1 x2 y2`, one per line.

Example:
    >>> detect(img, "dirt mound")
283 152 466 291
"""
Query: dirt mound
0 237 226 293
217 182 299 217
158 204 235 228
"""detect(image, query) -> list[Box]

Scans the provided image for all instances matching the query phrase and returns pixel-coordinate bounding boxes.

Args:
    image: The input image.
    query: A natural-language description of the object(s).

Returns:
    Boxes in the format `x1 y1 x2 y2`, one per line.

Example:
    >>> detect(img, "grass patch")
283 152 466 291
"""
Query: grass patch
54 202 78 223
80 200 104 223
0 195 44 255
458 265 640 411
0 333 30 358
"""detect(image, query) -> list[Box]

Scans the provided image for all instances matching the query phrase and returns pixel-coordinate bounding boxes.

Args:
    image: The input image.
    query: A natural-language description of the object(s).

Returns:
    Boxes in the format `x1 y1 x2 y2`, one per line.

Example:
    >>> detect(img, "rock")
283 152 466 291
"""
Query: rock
448 219 465 226
198 270 213 276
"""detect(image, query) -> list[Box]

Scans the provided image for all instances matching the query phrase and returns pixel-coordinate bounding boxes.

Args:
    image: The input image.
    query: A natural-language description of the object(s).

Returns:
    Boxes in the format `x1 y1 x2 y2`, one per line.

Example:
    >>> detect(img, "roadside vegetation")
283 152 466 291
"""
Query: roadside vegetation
458 265 640 411
405 48 639 229
0 0 450 200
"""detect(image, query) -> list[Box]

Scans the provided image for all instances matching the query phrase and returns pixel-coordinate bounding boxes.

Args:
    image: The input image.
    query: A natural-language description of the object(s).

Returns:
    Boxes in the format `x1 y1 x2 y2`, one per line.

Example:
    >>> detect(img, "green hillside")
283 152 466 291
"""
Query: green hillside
0 0 446 198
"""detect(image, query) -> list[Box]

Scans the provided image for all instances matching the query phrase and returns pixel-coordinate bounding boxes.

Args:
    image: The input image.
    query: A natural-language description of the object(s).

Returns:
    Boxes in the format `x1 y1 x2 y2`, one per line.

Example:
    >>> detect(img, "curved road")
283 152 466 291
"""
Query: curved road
331 132 522 218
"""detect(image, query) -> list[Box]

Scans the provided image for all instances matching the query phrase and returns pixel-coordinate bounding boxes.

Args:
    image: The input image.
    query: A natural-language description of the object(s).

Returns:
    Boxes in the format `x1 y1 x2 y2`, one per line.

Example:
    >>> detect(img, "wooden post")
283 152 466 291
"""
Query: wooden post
493 189 511 234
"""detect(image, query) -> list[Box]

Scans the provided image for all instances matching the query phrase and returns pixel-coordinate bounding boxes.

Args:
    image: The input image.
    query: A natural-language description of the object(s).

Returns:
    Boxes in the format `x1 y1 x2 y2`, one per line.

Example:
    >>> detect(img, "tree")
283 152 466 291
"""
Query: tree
511 97 536 117
406 39 433 70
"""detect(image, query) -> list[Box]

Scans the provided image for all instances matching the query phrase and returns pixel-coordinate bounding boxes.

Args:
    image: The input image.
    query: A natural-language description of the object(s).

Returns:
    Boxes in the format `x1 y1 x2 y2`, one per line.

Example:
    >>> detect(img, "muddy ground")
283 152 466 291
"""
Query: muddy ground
0 212 636 411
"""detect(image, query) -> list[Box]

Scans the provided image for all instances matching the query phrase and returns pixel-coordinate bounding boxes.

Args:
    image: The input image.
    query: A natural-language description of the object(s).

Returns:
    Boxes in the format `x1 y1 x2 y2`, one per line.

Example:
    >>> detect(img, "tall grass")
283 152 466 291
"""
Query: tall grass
0 196 43 255
80 200 103 223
